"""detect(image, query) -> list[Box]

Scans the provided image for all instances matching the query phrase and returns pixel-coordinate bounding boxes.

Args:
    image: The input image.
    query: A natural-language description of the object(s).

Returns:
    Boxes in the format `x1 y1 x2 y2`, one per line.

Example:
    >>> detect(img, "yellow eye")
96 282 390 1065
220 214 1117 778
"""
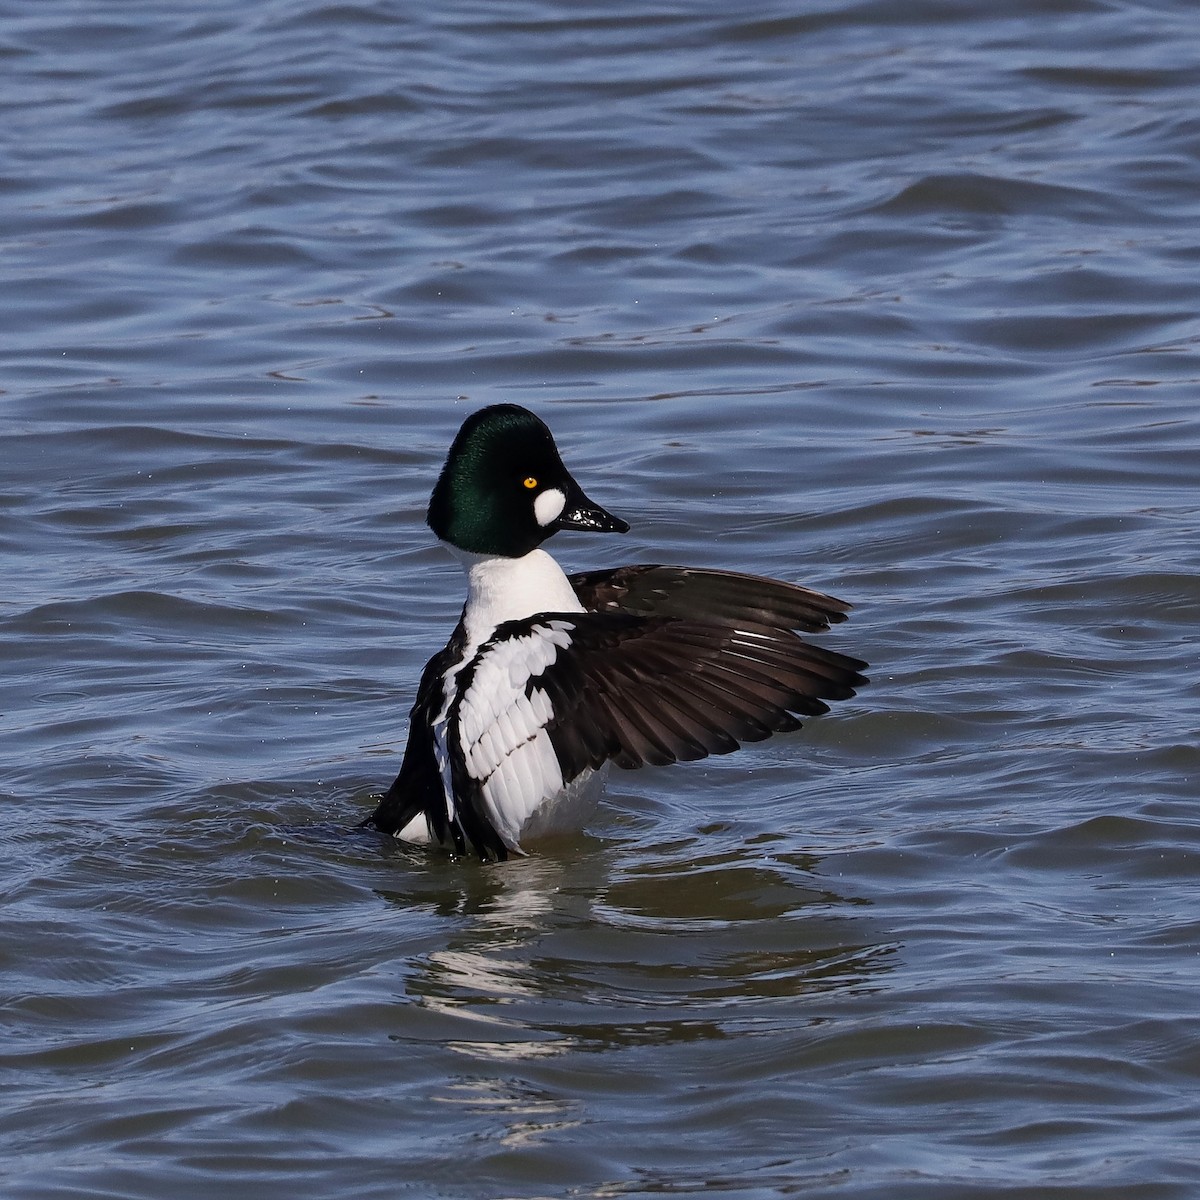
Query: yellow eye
522 476 538 489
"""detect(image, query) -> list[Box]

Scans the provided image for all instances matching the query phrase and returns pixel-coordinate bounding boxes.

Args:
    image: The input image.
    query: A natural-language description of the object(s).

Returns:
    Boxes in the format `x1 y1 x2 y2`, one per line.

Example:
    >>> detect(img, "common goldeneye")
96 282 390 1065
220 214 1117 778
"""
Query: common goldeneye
363 404 867 861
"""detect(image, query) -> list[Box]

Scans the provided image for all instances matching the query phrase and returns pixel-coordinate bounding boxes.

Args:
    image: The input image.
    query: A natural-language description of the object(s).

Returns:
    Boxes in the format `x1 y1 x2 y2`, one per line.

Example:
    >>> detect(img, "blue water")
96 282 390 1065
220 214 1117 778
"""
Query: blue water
2 2 1199 1197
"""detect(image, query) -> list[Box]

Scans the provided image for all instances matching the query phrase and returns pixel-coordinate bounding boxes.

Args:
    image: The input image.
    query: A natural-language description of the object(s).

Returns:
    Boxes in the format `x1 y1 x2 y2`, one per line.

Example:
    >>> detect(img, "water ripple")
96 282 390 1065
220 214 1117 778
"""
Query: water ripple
3 0 1200 1196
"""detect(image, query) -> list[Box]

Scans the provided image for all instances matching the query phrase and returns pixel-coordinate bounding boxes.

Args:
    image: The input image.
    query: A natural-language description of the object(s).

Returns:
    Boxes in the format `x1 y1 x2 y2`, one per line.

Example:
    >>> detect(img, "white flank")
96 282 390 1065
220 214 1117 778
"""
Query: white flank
395 813 432 843
518 763 609 841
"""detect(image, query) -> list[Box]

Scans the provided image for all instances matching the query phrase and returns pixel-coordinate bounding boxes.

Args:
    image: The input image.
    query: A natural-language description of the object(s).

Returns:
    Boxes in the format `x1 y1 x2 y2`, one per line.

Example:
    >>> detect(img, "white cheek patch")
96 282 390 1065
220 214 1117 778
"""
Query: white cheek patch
533 487 566 527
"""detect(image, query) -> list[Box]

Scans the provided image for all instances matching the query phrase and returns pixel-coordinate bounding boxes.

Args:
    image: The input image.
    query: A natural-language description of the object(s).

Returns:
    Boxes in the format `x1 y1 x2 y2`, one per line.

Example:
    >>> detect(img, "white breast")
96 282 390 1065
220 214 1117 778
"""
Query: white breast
455 546 586 649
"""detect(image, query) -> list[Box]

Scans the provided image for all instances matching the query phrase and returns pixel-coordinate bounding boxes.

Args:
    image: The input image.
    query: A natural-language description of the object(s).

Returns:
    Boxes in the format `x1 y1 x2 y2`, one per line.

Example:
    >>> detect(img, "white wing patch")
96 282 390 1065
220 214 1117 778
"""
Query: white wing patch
455 620 576 850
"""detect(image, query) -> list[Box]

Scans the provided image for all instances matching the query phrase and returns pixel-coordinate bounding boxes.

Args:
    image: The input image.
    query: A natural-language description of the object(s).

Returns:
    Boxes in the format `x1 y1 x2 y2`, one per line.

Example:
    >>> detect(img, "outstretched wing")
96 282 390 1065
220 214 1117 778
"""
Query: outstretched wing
569 564 853 633
535 612 866 780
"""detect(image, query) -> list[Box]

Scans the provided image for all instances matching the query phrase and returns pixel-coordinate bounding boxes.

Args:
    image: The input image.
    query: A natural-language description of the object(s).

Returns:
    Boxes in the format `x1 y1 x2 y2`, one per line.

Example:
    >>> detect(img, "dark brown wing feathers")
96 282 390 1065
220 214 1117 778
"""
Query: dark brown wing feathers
570 564 853 632
546 566 868 779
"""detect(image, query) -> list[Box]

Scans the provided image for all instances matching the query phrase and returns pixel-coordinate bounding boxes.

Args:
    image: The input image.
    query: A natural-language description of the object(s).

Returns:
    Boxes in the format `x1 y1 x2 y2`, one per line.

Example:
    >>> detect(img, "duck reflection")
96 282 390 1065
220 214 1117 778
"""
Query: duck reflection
371 821 897 1057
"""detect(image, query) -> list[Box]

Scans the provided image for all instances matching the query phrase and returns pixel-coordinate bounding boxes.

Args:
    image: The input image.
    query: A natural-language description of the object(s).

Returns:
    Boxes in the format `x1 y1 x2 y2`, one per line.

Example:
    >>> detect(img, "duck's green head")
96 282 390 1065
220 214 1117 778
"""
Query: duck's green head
427 404 629 558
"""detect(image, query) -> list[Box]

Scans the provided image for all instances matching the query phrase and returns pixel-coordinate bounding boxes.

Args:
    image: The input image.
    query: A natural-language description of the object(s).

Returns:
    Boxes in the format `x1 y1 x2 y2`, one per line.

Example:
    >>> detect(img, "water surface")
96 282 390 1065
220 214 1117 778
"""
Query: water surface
2 2 1199 1197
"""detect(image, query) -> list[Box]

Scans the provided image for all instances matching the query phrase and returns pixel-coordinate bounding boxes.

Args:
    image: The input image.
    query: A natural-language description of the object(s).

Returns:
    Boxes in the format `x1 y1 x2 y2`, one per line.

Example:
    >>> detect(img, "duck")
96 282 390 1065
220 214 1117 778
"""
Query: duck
363 403 867 862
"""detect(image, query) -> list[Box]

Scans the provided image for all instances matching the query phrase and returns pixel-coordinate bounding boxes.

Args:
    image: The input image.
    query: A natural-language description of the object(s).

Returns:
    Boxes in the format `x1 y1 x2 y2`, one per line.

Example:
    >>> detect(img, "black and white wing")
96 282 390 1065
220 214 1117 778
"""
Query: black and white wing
525 609 867 781
569 564 853 633
365 619 604 864
442 619 583 861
